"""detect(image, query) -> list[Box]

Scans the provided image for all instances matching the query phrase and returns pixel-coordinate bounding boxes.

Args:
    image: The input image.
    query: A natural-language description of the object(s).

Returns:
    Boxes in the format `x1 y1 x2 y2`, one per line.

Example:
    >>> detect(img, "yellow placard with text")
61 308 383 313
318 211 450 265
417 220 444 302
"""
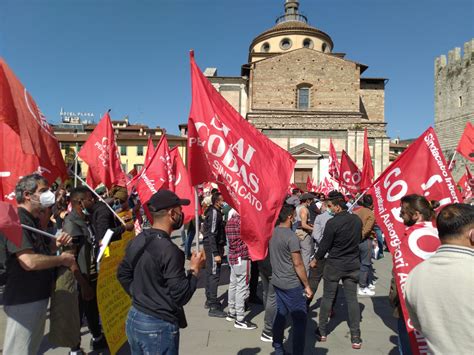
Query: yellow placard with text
96 212 135 355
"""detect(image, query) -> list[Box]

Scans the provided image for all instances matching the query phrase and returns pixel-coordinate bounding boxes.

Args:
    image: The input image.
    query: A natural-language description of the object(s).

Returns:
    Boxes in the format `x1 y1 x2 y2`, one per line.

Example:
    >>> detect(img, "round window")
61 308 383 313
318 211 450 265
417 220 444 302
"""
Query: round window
303 38 313 49
280 38 292 50
261 42 270 53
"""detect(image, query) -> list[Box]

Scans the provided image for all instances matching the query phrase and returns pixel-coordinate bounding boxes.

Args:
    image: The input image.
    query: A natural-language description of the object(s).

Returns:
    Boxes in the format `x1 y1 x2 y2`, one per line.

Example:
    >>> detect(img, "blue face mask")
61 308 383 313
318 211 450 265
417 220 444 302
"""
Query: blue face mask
327 208 335 216
112 201 121 211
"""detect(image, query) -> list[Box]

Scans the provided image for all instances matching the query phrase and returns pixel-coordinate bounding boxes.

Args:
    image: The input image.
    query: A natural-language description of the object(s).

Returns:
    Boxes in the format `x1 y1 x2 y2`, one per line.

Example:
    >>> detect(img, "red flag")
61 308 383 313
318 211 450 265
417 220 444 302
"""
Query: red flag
0 123 41 203
328 139 340 180
133 135 172 205
368 127 462 355
458 166 473 201
287 183 298 195
169 147 197 224
0 58 67 186
0 201 23 247
78 112 126 189
188 52 296 260
360 129 374 190
339 150 362 195
306 176 313 192
456 122 474 162
145 135 155 164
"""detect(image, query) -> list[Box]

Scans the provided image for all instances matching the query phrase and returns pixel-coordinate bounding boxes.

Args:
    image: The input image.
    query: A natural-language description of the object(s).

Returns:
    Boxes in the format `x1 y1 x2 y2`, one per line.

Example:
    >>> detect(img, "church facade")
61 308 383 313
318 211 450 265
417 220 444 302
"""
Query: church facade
204 1 390 191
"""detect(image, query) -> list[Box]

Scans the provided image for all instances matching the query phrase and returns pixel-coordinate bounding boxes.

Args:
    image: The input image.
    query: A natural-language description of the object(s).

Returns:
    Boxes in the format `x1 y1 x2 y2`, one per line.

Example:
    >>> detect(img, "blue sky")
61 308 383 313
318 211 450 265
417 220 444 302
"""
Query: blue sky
1 0 472 139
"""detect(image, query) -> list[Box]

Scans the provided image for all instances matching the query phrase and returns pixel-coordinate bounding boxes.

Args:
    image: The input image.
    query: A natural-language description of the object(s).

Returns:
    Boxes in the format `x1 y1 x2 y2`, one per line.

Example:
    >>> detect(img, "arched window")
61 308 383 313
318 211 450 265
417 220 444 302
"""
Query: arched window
297 85 311 110
303 38 313 49
322 43 327 52
261 42 270 53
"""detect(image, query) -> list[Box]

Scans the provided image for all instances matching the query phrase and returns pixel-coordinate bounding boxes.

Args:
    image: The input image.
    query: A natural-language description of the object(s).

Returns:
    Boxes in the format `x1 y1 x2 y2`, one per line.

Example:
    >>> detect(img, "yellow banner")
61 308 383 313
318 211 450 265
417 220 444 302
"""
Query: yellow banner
96 215 135 355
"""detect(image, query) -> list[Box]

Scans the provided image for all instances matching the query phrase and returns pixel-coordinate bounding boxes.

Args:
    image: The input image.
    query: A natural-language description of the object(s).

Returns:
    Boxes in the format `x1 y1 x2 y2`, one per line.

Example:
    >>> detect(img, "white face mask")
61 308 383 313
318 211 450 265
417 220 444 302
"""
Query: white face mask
39 190 56 208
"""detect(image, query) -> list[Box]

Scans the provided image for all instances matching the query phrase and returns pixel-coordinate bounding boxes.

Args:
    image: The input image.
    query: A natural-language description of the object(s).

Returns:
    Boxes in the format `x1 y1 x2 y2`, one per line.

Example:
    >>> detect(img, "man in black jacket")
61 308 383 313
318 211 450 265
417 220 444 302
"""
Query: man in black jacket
202 192 227 317
89 188 134 242
313 191 363 350
117 189 205 355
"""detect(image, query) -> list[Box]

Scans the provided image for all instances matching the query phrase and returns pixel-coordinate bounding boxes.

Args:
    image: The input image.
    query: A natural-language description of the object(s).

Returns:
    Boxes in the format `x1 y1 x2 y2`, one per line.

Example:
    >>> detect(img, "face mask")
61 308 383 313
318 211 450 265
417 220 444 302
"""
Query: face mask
112 201 122 211
39 190 56 208
327 208 335 216
171 211 184 230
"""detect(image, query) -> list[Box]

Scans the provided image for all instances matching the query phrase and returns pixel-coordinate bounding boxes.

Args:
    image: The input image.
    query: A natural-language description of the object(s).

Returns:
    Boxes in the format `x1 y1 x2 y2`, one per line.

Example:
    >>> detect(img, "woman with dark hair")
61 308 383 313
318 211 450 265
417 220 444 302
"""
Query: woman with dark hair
389 194 439 355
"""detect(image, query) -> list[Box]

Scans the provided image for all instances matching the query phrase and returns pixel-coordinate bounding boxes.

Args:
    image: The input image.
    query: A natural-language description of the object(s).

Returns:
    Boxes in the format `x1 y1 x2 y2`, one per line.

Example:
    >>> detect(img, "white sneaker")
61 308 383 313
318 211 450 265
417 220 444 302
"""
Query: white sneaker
368 284 376 290
358 287 375 296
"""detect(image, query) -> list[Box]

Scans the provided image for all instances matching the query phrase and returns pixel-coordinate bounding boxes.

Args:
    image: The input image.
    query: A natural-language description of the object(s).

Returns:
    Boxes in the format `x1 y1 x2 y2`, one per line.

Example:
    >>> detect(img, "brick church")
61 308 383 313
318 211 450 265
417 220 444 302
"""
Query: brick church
203 0 390 191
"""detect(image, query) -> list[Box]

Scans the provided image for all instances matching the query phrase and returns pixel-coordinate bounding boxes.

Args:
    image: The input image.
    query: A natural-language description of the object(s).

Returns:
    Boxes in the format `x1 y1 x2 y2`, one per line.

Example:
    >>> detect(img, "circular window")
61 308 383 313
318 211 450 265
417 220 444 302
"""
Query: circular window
280 38 292 50
303 38 313 49
322 43 328 52
261 42 270 53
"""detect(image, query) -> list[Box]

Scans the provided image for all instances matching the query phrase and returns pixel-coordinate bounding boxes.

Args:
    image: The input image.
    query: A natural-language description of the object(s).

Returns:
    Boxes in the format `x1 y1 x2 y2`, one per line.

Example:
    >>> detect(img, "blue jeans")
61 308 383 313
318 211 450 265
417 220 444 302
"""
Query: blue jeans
272 285 307 355
374 225 384 258
184 223 196 259
126 306 180 355
397 317 412 355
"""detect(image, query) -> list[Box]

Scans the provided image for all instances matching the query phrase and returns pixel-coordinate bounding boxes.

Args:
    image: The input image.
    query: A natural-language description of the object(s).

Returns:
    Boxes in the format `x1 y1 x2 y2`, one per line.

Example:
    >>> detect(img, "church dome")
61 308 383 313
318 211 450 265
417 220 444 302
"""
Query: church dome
249 1 333 62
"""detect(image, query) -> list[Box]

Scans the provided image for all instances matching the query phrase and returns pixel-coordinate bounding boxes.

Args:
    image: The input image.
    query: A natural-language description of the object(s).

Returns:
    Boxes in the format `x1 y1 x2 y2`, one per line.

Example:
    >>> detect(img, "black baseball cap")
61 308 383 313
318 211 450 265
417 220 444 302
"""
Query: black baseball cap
299 193 315 201
147 190 190 212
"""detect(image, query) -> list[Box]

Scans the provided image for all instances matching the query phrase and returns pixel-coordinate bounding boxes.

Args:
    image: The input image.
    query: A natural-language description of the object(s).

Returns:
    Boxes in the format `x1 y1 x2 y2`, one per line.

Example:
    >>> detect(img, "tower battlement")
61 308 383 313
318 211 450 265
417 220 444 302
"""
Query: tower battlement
434 39 474 180
435 39 474 74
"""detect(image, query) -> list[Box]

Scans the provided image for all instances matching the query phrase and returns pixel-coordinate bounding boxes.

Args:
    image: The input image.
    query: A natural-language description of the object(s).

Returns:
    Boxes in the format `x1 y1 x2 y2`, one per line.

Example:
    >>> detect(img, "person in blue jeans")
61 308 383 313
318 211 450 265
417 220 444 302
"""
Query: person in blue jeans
117 190 205 355
269 204 313 355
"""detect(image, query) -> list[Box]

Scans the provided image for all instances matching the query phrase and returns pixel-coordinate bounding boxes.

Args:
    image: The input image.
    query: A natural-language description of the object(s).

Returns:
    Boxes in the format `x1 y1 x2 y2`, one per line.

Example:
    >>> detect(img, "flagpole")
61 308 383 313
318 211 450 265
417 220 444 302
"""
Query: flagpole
348 188 368 213
73 143 79 188
194 187 200 251
73 172 127 226
21 224 57 239
448 150 457 171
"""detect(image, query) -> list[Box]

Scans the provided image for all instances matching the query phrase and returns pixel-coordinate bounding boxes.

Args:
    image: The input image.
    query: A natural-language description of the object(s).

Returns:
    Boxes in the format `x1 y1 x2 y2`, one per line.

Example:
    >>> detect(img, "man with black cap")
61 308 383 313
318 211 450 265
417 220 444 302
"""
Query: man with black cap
117 189 205 355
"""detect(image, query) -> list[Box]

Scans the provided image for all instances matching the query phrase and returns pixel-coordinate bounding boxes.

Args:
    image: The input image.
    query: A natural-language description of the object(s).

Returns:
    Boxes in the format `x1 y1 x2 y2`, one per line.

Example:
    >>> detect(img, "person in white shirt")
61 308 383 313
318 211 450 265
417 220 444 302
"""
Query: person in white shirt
405 203 474 355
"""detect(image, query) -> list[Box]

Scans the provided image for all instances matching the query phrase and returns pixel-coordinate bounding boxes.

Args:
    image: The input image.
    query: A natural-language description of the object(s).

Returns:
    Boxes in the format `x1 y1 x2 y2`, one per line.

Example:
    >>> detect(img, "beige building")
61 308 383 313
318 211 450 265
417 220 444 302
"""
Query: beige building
53 116 187 183
202 0 390 191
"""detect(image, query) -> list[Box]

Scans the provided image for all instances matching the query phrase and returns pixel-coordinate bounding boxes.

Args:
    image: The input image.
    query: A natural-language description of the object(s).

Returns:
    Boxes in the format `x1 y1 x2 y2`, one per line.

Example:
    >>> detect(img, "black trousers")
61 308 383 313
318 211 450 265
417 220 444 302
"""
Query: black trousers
318 263 360 337
204 243 221 308
249 261 259 299
74 280 102 349
308 258 339 307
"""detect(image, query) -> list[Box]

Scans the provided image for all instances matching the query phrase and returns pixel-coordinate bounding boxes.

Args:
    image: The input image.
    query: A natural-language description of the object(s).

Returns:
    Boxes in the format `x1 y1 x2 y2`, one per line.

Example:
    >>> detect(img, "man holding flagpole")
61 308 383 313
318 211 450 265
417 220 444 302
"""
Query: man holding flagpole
2 174 74 355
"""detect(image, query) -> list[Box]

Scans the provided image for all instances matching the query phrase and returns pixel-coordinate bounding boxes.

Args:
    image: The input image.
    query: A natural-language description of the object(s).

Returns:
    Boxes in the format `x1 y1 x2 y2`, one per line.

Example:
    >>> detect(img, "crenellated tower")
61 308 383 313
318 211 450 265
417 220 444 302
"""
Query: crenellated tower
434 39 474 178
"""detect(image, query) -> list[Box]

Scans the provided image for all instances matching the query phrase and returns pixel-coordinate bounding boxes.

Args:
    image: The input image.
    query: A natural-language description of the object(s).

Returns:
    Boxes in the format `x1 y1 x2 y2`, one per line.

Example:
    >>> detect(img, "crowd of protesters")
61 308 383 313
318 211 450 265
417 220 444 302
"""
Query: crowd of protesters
0 175 473 355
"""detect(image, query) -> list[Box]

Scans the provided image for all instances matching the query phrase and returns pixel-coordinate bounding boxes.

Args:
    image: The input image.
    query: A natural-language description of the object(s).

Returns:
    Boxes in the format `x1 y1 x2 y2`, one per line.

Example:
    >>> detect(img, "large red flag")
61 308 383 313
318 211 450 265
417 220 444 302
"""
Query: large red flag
360 129 374 190
188 52 296 260
458 166 473 201
339 150 362 195
78 112 126 189
0 58 67 187
328 139 340 180
456 122 474 162
368 127 462 355
133 135 171 205
169 147 197 224
0 123 41 203
0 201 23 247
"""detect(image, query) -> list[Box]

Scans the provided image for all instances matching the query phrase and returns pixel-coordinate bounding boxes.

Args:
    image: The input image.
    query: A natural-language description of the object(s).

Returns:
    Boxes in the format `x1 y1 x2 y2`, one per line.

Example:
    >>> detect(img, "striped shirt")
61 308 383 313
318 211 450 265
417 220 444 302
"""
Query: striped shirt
225 214 249 265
